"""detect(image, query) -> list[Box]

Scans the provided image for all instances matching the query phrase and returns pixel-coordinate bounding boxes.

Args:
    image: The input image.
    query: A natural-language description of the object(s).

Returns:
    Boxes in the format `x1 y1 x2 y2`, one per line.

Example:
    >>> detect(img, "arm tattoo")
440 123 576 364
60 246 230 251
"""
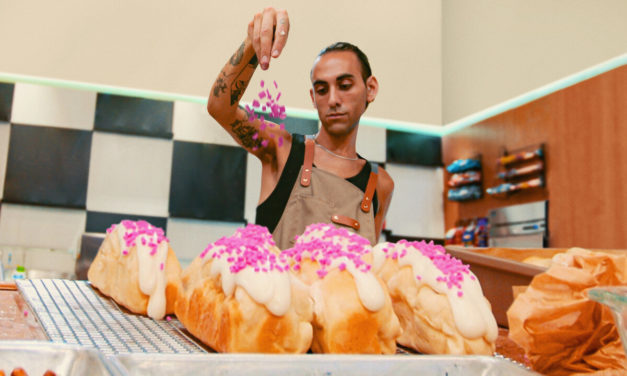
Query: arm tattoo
229 58 258 105
213 71 228 97
229 115 262 149
229 42 246 66
248 54 258 67
230 77 246 105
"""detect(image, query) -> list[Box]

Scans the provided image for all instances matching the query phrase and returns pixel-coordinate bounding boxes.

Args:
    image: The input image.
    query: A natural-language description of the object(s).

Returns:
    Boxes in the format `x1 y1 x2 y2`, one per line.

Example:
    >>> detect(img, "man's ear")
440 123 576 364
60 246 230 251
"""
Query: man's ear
366 76 379 104
310 88 317 109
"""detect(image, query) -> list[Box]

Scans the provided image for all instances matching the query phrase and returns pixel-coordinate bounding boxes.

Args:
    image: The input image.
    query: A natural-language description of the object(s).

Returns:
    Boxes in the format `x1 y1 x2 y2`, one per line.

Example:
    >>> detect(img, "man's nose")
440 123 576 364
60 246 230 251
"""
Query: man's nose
328 86 340 107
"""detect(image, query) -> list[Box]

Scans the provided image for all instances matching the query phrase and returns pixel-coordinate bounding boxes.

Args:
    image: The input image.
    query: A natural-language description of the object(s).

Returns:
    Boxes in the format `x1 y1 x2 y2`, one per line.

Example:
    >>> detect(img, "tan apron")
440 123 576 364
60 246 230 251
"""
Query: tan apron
272 137 378 249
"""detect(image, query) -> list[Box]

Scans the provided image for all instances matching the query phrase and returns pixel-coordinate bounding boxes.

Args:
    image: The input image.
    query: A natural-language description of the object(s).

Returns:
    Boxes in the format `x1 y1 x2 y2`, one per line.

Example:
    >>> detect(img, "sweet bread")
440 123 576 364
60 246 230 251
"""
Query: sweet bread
174 224 313 353
373 240 498 355
87 220 182 320
283 223 401 354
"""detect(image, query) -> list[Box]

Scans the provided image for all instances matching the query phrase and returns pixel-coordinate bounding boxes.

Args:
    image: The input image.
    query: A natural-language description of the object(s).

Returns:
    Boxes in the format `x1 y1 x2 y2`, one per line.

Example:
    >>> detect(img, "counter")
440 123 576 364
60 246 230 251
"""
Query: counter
0 282 46 340
0 280 531 368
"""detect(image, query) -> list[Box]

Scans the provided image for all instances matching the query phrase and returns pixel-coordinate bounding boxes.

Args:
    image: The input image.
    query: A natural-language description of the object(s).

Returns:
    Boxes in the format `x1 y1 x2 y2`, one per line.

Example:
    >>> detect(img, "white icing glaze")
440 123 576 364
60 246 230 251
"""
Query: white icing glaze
374 242 498 342
116 224 126 253
372 242 393 273
205 245 292 317
138 240 168 320
116 221 169 320
333 256 385 312
292 224 386 312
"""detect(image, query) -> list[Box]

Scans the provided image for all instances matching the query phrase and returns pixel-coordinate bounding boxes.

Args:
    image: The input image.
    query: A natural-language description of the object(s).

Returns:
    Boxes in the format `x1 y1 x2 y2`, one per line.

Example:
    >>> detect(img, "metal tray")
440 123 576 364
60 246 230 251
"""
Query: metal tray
0 341 123 375
112 353 539 375
16 279 206 355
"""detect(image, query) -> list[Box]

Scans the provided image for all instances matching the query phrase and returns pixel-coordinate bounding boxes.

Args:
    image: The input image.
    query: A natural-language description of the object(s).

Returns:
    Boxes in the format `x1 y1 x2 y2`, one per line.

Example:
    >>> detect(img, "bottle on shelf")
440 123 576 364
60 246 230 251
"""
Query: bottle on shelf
12 265 26 280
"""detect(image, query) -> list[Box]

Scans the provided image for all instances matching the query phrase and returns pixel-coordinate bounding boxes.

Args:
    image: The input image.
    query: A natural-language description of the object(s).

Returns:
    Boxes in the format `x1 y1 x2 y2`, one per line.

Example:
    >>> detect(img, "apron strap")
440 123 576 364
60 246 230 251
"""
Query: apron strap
301 138 315 187
331 214 361 231
361 162 378 213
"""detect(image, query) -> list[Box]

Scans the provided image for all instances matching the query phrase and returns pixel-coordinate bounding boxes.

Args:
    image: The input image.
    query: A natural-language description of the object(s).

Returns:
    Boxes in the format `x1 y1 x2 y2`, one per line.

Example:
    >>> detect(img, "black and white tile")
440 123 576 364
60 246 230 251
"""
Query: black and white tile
166 218 243 262
357 124 387 163
172 100 238 146
169 141 246 222
11 83 96 130
95 94 173 138
385 163 445 238
0 203 86 250
3 124 92 208
0 121 10 200
0 81 445 266
86 131 172 217
85 211 168 234
0 83 15 122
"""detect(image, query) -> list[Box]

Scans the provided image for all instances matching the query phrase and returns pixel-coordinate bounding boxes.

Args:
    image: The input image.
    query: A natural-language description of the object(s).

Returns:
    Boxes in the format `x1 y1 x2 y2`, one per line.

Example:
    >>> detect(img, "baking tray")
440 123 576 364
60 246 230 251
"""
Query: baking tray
112 353 539 375
16 279 206 355
0 341 123 376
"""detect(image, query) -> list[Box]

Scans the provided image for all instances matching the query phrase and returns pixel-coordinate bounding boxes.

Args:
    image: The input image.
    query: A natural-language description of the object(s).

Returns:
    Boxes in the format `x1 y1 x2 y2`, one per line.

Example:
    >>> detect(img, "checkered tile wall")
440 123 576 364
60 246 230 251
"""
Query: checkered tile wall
0 81 444 264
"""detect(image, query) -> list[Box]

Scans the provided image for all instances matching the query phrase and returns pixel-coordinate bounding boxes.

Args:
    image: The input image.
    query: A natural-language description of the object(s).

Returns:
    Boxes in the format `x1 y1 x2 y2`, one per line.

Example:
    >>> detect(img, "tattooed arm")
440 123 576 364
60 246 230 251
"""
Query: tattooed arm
207 7 291 162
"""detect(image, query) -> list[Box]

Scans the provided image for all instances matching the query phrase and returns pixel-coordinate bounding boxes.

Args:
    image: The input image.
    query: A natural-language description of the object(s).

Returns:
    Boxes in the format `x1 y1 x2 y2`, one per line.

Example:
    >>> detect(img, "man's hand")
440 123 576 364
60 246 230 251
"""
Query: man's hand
208 7 292 165
248 7 290 70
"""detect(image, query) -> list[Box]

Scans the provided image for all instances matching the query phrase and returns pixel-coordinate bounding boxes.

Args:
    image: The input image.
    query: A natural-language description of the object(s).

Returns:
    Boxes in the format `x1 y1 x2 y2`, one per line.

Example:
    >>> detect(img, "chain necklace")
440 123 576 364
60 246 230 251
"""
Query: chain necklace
314 139 360 161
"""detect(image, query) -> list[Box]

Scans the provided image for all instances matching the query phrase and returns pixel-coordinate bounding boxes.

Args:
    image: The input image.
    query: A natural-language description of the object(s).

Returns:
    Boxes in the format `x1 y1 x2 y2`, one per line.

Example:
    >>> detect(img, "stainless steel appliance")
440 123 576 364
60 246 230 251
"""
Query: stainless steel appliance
488 201 548 248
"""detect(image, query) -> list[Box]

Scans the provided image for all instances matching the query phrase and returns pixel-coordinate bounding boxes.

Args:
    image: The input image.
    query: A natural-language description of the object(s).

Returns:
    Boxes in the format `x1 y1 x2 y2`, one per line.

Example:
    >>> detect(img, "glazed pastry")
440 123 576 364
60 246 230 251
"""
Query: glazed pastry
175 224 313 353
87 220 182 320
283 223 401 354
373 240 498 355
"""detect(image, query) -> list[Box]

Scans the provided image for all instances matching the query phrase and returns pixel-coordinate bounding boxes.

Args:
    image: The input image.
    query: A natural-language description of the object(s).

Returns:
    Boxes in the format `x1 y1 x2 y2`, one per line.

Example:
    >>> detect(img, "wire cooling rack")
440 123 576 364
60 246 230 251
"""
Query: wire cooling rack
17 279 206 356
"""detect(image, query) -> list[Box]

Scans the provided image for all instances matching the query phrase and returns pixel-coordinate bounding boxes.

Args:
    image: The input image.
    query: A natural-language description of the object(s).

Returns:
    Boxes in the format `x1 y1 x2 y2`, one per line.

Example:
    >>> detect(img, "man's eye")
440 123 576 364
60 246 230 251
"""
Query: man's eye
316 88 327 95
340 83 352 90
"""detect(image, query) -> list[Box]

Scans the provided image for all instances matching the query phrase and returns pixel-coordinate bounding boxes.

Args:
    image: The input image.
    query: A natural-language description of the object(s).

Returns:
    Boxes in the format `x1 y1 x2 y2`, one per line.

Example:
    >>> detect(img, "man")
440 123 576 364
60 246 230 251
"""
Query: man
207 7 393 249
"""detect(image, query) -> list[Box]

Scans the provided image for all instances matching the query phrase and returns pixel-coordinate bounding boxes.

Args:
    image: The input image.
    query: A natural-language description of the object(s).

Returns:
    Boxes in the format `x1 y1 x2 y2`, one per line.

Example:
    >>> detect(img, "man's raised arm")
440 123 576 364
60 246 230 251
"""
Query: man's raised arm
207 7 290 159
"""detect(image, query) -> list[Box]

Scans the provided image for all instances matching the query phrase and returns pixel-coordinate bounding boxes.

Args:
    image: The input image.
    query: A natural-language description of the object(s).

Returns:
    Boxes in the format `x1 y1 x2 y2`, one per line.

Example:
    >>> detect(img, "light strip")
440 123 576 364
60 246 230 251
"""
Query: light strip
440 53 627 136
1 52 624 137
0 72 207 105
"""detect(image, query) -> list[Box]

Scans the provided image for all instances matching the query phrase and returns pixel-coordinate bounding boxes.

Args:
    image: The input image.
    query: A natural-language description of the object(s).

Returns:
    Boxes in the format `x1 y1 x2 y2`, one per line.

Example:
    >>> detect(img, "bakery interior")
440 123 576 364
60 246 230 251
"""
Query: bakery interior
0 1 626 375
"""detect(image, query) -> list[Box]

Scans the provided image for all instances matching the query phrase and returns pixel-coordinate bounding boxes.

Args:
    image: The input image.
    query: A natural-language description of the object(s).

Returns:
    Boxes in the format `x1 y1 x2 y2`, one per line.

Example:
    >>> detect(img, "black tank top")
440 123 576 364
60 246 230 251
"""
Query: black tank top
256 134 379 233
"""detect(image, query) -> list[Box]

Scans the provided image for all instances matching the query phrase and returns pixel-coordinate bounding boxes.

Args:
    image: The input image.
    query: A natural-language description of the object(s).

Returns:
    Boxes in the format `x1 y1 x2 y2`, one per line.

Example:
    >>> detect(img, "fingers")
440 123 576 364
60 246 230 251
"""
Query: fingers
251 12 262 62
258 7 276 70
249 7 289 70
247 20 254 42
272 9 290 59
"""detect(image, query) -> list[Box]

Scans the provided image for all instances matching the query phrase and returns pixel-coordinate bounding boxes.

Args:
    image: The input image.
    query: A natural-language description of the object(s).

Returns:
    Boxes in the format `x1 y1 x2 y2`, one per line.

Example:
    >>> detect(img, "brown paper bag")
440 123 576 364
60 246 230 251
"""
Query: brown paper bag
507 248 627 375
512 285 528 300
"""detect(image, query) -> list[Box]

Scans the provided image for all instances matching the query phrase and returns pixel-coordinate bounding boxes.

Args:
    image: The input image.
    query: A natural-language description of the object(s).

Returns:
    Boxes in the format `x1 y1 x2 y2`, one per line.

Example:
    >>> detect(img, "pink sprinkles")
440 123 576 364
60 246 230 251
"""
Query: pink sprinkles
244 80 287 150
392 240 471 297
200 224 289 274
282 223 373 279
108 220 168 259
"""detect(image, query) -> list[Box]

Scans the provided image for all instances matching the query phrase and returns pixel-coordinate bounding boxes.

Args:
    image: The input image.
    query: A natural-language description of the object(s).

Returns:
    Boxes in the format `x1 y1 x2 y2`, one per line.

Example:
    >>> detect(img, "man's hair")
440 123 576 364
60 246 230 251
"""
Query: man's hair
316 42 372 83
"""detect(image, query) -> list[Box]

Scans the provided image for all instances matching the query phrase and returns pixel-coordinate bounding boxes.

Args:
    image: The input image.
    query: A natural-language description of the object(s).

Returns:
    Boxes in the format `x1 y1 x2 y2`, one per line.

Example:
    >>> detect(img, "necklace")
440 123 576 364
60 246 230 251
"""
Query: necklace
314 140 360 161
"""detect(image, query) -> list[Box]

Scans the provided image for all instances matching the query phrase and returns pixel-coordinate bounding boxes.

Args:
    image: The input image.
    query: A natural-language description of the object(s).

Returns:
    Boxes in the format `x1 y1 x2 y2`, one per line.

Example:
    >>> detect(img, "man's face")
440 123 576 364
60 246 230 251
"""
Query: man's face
310 51 375 137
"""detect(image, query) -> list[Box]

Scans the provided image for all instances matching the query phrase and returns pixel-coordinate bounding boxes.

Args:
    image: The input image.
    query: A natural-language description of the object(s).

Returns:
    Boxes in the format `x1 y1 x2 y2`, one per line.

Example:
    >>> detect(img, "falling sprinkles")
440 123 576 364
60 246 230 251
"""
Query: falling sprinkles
244 79 287 149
